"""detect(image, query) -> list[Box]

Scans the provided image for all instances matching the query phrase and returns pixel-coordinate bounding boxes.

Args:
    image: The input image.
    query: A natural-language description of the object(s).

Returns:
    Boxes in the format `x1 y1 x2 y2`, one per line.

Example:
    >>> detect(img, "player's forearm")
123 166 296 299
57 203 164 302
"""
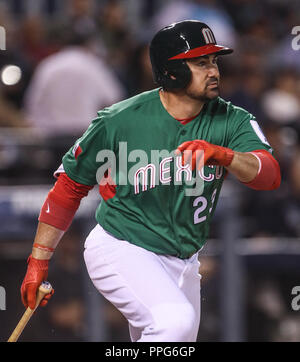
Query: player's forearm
226 151 259 183
31 222 64 260
31 173 94 261
226 150 281 190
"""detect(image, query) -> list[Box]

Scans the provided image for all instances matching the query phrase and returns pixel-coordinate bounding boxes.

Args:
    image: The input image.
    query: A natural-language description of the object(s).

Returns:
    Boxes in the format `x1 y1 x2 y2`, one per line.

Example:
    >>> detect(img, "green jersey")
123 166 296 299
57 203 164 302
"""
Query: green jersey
62 88 272 259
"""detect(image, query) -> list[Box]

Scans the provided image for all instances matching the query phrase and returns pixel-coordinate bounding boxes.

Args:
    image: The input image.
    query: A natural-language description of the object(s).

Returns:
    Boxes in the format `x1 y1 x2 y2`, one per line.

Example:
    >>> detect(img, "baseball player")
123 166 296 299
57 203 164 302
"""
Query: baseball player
20 20 281 342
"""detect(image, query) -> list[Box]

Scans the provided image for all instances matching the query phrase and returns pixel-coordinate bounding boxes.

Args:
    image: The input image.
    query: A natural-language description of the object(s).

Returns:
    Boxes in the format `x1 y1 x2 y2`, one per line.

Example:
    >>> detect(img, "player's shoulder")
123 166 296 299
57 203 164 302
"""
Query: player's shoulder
211 97 254 121
97 88 161 121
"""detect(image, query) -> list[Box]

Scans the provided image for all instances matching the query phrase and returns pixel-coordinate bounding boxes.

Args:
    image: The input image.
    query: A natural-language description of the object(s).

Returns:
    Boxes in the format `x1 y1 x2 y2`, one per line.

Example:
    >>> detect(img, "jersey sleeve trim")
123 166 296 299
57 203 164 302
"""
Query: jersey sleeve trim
61 162 98 186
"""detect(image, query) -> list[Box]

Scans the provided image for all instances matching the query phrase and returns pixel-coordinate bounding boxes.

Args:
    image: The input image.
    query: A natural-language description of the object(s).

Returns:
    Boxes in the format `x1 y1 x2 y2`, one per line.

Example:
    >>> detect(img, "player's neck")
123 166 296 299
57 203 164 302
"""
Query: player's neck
159 88 205 120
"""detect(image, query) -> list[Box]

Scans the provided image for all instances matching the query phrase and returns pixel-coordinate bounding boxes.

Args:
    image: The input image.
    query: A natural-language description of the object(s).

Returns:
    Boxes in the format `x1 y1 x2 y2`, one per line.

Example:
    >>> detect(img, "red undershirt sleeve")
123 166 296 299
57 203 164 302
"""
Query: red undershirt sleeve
39 173 94 231
242 149 281 191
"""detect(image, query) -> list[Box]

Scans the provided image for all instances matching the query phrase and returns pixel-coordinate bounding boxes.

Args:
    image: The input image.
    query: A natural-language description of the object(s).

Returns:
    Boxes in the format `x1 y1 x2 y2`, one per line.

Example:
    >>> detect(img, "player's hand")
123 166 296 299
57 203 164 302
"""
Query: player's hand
175 140 234 170
21 255 54 309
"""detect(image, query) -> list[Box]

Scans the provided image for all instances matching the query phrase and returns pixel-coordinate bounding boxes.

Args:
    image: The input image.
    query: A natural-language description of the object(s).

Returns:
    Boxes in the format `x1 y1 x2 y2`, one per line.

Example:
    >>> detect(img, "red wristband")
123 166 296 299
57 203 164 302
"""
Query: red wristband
33 243 55 253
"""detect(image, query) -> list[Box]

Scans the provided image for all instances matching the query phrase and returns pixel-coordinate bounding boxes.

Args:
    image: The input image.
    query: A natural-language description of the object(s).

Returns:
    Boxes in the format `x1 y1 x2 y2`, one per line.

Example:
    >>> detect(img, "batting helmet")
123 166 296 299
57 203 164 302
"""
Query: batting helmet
149 20 233 90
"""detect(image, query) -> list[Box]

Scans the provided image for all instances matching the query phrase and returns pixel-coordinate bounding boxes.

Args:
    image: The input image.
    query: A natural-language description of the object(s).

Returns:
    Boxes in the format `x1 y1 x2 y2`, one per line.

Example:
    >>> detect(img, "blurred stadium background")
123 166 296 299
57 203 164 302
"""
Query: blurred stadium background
0 0 300 342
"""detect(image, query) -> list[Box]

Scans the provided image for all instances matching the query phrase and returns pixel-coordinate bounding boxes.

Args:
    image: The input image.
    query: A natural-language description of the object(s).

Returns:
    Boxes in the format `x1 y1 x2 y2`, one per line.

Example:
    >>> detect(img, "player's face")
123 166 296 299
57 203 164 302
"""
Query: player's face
185 54 220 101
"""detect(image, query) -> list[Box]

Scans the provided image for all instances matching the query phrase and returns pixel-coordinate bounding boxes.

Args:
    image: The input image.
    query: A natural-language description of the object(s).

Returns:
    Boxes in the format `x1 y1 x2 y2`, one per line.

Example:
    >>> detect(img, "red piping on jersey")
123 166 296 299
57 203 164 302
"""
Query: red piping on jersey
99 169 117 202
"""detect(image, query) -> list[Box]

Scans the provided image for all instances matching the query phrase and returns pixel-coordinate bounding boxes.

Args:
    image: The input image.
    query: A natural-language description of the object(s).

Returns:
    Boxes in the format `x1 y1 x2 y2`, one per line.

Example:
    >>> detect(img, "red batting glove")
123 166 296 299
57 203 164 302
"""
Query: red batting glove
176 140 234 170
21 255 54 309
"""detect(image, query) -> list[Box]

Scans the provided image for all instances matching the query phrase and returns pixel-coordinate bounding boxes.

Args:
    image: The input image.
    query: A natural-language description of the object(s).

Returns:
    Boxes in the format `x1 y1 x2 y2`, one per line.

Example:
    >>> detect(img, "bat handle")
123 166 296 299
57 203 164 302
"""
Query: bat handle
7 281 53 342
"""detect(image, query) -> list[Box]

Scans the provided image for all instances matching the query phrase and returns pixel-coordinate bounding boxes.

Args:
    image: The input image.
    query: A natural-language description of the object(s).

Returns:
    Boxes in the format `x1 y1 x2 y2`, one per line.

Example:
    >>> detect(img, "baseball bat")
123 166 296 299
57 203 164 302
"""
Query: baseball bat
7 281 53 342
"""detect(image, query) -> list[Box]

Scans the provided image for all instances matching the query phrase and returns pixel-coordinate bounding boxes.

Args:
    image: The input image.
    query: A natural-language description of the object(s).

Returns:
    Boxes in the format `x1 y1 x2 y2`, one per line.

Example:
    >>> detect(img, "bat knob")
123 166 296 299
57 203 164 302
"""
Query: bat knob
39 281 53 295
7 280 54 342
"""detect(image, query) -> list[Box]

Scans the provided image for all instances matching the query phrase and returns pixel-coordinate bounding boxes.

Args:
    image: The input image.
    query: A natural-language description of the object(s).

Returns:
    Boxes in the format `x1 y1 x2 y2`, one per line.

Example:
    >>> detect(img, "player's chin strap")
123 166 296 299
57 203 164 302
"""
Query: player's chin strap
242 150 281 191
39 173 93 231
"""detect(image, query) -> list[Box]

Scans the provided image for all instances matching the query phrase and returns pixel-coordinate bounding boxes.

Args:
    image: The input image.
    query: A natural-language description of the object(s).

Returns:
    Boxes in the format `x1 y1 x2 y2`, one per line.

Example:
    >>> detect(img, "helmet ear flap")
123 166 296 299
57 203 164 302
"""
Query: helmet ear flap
160 60 191 90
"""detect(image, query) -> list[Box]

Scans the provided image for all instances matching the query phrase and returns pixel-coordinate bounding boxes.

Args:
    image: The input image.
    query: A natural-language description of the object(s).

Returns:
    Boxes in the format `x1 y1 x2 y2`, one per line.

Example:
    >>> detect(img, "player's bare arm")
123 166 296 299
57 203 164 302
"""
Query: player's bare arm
177 146 261 183
176 140 280 191
226 147 281 190
31 222 64 260
21 173 93 309
226 151 259 183
20 223 63 309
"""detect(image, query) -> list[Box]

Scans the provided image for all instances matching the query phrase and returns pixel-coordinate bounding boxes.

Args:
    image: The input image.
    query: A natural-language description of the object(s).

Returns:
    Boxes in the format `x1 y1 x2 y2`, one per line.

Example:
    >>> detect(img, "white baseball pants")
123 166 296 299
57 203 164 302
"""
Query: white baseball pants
84 224 201 342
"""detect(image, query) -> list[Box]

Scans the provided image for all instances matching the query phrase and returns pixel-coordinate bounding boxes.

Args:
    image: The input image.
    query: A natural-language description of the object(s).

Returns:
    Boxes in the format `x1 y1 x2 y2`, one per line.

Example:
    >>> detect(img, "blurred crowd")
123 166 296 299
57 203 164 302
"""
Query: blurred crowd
0 0 300 342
